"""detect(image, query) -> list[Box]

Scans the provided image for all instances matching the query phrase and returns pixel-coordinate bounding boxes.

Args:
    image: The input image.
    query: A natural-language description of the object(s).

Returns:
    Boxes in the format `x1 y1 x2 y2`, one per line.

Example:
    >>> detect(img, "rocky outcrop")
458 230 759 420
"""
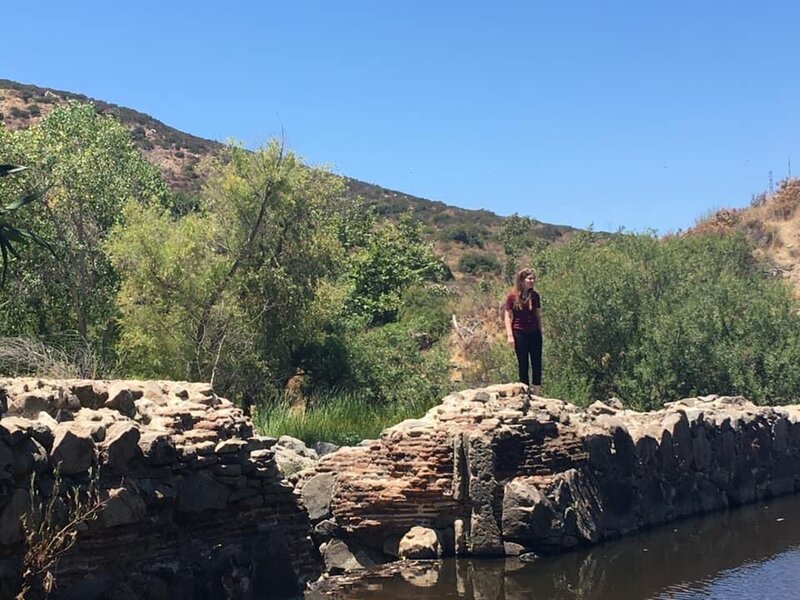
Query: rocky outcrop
299 383 800 570
0 378 319 599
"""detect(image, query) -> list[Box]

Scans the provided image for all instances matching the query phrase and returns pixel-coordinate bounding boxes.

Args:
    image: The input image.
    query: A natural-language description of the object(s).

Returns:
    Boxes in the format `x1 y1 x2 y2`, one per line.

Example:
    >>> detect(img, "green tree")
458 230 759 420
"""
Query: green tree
347 214 447 325
497 213 547 282
0 102 169 369
108 142 347 399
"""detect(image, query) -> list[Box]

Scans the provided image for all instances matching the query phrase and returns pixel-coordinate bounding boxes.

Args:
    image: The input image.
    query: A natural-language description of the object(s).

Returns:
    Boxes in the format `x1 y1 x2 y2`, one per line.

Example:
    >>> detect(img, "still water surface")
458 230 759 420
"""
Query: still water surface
320 494 800 599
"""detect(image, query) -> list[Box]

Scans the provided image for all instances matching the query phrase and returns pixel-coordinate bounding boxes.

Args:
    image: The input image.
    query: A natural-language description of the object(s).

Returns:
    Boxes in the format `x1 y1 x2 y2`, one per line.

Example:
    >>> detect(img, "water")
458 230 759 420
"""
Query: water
316 494 800 599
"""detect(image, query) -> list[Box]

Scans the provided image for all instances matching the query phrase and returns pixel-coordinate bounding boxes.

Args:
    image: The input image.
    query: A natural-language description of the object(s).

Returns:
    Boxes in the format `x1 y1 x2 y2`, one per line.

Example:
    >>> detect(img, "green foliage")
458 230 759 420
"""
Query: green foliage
9 106 29 119
106 136 456 413
441 224 486 248
534 231 800 409
107 202 228 379
0 102 169 370
397 283 452 341
347 214 448 325
0 165 48 284
345 318 451 404
108 142 347 397
294 285 453 406
169 190 202 217
498 214 548 282
458 252 502 275
252 388 438 446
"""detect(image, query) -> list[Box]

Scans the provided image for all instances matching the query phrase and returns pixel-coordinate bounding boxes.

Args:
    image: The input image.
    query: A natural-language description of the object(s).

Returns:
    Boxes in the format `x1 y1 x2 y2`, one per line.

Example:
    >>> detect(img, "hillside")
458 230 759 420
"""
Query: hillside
7 79 798 289
691 178 800 293
0 79 579 276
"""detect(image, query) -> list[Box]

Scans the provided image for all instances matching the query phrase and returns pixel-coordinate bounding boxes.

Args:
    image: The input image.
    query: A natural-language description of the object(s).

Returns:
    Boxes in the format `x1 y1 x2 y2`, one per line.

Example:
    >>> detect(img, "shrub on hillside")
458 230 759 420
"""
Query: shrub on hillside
458 252 502 275
441 224 487 248
533 231 800 409
296 282 453 403
347 216 448 325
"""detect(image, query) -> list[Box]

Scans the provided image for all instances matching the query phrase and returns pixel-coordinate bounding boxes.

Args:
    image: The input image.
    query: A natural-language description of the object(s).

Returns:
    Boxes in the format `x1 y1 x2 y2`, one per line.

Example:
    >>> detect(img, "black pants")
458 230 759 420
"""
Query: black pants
513 329 542 386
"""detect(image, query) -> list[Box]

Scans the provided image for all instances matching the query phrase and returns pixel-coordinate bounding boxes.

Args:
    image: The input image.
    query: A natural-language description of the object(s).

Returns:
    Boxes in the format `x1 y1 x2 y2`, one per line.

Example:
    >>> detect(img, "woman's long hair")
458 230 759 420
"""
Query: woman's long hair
512 268 536 311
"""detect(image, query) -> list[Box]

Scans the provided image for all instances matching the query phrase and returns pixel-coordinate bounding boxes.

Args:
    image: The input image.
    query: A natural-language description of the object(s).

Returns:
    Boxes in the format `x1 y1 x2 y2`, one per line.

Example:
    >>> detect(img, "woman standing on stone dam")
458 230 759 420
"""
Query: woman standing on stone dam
504 267 543 395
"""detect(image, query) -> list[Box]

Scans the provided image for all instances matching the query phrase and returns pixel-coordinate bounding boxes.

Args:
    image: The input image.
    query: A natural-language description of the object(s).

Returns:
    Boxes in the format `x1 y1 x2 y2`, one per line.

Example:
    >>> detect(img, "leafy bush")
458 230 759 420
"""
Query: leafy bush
397 283 453 342
343 321 452 405
108 142 348 398
458 252 502 275
533 231 800 409
130 126 146 141
442 224 486 248
498 214 550 281
297 279 451 403
347 214 448 325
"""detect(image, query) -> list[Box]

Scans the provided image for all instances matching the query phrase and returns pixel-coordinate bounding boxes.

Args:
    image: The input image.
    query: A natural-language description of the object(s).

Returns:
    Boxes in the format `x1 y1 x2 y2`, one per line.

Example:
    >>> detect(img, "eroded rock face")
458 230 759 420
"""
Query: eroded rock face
0 378 319 599
298 384 800 571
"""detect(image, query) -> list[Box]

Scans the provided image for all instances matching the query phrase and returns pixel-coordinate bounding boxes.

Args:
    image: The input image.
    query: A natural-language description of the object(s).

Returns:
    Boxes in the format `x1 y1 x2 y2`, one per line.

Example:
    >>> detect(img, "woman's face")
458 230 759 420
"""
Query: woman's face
522 273 536 290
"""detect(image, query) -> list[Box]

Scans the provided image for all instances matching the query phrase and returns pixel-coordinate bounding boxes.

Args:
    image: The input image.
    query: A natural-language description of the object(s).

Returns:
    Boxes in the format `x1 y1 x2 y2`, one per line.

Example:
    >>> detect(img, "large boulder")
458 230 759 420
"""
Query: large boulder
100 486 147 527
300 472 337 521
274 435 318 476
321 539 380 574
51 423 95 475
398 526 441 559
501 477 559 544
101 422 142 471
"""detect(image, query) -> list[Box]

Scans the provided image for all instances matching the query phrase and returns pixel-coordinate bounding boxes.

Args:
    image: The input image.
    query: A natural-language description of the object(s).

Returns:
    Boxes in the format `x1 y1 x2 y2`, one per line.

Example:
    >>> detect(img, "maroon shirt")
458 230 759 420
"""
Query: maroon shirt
505 291 541 332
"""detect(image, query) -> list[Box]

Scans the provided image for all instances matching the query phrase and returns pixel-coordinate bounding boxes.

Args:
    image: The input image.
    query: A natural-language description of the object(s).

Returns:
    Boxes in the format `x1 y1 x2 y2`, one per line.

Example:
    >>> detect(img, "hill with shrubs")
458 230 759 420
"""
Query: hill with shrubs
0 79 579 279
691 178 800 294
2 81 800 448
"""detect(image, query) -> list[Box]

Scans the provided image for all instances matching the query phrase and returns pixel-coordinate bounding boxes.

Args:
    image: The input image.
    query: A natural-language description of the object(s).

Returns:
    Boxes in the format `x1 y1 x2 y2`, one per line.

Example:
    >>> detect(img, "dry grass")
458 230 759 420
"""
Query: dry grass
448 282 516 385
18 469 104 599
0 337 79 378
691 178 800 296
0 337 110 379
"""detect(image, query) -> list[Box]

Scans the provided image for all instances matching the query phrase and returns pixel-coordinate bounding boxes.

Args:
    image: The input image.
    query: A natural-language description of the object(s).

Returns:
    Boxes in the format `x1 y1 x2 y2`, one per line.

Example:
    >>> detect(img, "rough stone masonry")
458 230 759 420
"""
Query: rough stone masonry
0 378 319 599
4 377 800 597
298 383 800 572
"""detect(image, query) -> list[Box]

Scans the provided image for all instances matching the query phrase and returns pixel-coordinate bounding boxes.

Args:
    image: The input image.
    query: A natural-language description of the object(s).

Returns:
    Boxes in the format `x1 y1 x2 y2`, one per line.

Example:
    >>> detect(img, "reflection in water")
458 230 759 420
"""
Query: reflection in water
318 494 800 599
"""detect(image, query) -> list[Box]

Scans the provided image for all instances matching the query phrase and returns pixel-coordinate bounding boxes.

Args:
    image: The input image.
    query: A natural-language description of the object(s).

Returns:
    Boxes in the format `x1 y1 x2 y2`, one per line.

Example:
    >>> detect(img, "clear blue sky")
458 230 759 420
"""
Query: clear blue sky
5 1 800 233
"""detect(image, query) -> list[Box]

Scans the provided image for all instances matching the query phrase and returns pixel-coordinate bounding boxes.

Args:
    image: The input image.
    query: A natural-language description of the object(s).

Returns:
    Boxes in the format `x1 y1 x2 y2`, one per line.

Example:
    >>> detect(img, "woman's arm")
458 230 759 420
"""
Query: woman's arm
504 308 515 347
535 307 542 335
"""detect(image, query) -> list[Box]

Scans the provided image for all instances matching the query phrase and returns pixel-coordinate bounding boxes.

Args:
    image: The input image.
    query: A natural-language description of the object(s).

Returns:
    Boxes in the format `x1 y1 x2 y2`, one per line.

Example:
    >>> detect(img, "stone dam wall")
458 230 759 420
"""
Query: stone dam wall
3 378 800 598
0 378 318 599
299 383 800 573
